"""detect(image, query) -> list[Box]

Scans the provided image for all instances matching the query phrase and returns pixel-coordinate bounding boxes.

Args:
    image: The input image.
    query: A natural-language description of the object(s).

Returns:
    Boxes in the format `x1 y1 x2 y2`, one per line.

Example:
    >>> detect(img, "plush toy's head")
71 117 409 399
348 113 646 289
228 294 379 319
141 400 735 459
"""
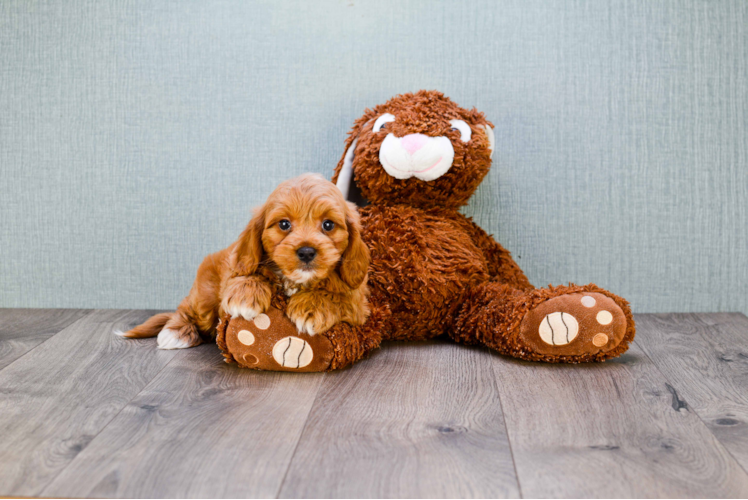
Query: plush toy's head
333 90 495 209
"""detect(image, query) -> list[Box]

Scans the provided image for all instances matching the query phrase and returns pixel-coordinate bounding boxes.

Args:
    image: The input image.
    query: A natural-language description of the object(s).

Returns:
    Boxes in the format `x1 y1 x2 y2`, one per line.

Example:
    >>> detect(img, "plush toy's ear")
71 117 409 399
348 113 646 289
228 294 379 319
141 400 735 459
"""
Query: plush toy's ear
339 201 369 289
482 125 495 160
335 138 358 200
234 206 266 276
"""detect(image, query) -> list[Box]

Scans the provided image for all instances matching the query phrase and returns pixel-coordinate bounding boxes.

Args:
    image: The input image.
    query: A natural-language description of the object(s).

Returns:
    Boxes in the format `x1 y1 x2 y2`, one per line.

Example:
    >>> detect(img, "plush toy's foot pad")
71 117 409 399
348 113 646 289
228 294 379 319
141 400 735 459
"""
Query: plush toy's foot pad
519 293 627 356
223 307 334 372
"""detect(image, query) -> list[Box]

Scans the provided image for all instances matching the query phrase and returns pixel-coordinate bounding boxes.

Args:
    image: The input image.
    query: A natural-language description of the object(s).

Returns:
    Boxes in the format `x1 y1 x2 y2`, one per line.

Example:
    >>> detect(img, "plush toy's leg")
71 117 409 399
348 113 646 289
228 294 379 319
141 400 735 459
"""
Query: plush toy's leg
452 282 635 362
323 303 387 370
217 302 389 372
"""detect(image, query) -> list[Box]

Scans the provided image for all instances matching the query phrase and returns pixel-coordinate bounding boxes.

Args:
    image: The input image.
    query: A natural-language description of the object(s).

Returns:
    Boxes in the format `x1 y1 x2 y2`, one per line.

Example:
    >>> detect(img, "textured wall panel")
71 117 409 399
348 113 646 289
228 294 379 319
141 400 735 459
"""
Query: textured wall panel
1 0 746 312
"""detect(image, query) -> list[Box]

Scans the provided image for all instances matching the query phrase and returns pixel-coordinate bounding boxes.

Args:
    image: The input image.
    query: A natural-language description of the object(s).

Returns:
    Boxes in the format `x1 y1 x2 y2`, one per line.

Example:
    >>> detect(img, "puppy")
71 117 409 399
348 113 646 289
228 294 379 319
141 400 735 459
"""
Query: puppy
118 173 371 349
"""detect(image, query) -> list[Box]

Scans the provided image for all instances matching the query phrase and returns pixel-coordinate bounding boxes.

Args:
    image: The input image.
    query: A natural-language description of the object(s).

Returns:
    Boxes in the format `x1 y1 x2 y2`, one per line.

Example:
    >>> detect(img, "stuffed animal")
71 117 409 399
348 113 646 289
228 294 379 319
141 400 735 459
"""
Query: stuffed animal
219 90 634 371
331 90 635 364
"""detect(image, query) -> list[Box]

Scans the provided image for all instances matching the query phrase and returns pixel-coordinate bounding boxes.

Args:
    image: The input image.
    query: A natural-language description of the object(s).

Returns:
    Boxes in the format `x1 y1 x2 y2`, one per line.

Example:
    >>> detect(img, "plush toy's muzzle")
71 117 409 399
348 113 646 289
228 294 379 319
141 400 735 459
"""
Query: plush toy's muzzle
379 132 455 181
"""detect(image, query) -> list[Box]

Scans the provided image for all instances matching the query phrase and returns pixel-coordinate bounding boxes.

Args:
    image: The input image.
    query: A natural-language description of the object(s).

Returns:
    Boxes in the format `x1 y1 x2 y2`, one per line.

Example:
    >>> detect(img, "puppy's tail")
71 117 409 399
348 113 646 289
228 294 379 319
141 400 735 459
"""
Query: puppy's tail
115 312 173 338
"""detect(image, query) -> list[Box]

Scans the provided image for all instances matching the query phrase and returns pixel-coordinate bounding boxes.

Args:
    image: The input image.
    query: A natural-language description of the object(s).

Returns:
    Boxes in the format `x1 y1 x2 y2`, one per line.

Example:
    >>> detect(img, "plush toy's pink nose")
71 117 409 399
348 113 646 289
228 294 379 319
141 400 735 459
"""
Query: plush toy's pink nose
401 134 428 155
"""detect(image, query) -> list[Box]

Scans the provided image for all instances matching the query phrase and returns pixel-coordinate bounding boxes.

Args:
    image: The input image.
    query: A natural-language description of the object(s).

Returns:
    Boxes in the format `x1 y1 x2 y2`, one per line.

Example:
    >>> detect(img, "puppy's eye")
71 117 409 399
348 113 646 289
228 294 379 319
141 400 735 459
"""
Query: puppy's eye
278 220 291 231
322 220 335 231
373 113 395 133
449 119 472 143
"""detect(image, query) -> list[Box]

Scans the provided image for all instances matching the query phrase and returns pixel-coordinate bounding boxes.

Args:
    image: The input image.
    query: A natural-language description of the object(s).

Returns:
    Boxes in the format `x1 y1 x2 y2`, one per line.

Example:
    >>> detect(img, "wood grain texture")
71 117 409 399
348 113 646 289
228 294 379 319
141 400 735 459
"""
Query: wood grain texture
635 313 748 473
493 342 748 498
278 341 520 499
0 309 178 497
42 346 324 498
0 308 91 370
4 310 748 498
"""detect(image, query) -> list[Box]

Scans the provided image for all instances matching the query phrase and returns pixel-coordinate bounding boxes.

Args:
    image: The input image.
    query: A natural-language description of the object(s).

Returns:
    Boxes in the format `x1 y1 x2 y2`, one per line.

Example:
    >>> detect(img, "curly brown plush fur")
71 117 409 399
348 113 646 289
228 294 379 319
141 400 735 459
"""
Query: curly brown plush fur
330 90 635 364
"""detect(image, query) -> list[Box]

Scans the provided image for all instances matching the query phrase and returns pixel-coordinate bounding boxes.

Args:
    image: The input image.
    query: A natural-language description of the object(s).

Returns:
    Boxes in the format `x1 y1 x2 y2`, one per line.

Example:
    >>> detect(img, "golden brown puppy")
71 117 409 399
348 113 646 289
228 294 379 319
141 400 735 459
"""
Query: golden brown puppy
117 173 370 349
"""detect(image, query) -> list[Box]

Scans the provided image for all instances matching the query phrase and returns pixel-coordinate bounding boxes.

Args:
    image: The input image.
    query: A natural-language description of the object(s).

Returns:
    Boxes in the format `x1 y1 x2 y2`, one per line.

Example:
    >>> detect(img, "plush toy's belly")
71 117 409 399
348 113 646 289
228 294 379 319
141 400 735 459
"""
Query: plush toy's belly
361 205 490 341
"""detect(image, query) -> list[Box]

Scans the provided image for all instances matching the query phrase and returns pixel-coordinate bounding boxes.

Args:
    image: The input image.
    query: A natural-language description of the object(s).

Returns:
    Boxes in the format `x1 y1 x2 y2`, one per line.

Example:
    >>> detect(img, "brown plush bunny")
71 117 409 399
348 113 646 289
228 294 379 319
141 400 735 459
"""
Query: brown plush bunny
331 90 635 364
220 90 634 371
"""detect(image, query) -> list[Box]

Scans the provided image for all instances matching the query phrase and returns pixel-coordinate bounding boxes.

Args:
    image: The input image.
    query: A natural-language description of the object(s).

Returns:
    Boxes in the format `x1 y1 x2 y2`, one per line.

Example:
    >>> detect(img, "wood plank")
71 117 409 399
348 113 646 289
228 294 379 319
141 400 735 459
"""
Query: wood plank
279 341 520 499
493 340 748 498
0 308 91 370
635 313 748 473
0 309 179 497
42 345 324 498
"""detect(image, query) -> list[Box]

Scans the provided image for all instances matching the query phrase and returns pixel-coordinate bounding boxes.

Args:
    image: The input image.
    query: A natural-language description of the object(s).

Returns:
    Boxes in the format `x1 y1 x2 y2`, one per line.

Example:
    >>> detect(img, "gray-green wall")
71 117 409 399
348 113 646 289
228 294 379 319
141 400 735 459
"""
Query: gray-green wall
2 0 747 313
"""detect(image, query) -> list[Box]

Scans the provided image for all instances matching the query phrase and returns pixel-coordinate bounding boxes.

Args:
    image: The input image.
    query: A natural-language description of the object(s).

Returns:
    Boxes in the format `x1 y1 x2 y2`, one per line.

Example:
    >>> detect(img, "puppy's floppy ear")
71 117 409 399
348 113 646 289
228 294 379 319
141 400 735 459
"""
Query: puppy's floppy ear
234 206 266 276
339 201 370 289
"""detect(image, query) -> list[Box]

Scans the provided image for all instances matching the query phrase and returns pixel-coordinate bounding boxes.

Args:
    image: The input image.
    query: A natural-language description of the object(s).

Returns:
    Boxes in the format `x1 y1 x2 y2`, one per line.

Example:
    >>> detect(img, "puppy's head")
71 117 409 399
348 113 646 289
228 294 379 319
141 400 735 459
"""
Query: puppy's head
235 173 369 288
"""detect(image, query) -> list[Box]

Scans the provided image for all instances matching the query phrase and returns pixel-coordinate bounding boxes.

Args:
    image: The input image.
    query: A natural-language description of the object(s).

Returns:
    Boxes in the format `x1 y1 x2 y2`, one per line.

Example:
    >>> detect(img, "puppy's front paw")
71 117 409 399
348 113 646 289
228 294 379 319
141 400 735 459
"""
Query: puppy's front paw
221 276 272 321
294 316 319 336
286 300 337 337
224 303 260 321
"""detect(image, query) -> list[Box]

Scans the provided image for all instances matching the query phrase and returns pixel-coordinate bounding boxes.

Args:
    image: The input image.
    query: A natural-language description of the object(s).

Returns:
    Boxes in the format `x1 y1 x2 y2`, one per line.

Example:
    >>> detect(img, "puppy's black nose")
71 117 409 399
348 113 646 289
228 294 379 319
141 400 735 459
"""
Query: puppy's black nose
297 246 316 263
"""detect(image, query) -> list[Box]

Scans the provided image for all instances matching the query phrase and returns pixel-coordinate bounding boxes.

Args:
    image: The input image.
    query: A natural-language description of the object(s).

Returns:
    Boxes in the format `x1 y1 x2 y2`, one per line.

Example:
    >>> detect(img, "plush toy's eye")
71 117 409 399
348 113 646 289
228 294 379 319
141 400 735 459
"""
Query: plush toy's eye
278 220 291 231
322 220 335 231
373 113 396 133
449 119 472 143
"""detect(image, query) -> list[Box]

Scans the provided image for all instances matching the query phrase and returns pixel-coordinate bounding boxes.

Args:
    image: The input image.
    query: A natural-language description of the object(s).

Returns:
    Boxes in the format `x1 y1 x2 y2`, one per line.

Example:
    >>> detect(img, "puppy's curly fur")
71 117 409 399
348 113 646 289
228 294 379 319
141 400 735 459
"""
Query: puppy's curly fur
119 174 370 349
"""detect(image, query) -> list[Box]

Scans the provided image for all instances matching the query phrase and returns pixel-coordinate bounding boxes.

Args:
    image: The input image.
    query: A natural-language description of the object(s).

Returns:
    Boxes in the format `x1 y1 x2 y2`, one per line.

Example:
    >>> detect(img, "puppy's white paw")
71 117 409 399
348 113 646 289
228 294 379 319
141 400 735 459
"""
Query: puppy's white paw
294 318 306 334
157 328 198 350
304 321 316 336
225 303 260 321
294 318 316 336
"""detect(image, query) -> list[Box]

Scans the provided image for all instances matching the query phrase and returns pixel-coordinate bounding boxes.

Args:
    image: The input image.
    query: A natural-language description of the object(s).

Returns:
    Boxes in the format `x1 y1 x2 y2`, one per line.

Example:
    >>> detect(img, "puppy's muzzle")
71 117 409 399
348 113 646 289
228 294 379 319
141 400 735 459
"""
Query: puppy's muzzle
296 246 317 264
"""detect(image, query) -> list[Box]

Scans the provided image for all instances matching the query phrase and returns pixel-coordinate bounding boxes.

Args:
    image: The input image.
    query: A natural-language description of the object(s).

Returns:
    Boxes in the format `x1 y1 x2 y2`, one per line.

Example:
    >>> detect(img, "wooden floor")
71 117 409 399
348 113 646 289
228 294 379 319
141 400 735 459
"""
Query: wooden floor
1 310 747 498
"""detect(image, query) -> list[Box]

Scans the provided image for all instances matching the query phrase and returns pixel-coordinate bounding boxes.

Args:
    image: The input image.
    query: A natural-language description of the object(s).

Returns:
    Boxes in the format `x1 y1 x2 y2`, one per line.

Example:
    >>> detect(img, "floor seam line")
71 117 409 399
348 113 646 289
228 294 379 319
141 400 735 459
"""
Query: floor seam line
274 372 327 499
488 346 524 499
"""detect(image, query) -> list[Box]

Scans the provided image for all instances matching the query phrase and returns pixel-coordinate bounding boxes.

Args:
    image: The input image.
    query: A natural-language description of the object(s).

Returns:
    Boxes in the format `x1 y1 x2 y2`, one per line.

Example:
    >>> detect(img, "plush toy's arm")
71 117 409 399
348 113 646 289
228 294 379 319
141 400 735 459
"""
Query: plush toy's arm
452 214 534 291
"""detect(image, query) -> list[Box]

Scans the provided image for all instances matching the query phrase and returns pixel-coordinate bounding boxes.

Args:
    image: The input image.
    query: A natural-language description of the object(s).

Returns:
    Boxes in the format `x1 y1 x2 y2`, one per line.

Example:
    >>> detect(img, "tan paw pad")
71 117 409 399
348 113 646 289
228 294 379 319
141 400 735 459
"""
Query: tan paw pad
596 310 613 325
538 312 579 346
581 295 597 308
253 313 271 330
237 329 255 345
592 333 609 347
272 337 313 369
242 353 259 365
